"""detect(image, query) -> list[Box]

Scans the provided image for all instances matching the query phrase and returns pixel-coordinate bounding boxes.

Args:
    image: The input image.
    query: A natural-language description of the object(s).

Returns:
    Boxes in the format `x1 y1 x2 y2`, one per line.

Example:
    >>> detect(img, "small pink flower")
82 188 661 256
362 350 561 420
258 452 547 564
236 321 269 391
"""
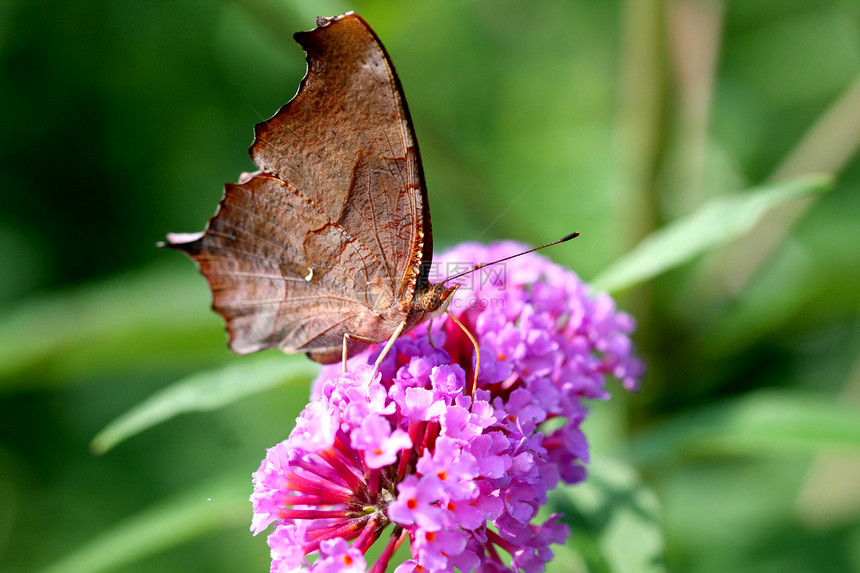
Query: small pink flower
387 475 445 530
311 538 367 573
352 415 412 469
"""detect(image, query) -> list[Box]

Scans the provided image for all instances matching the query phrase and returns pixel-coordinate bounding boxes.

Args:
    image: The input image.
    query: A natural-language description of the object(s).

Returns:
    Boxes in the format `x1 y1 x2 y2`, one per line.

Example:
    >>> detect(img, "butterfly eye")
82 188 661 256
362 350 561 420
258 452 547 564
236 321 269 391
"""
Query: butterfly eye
426 292 441 311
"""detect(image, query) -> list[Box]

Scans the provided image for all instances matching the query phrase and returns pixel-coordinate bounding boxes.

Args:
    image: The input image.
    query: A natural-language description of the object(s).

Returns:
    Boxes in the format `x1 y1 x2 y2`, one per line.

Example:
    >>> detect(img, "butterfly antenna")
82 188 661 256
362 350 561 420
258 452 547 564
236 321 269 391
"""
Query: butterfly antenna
441 232 579 284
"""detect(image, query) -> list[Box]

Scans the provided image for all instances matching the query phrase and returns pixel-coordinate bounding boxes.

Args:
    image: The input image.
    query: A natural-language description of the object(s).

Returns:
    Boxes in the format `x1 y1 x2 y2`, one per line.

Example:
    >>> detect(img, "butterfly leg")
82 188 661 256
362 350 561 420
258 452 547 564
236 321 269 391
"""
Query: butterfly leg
368 320 407 382
445 310 480 398
426 319 437 348
342 332 377 373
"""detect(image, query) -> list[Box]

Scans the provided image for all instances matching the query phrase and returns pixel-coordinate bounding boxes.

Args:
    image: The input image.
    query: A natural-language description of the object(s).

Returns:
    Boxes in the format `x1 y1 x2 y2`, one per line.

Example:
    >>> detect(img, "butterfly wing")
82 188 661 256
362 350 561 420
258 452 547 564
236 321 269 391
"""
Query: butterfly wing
251 13 433 302
168 173 395 358
165 13 432 362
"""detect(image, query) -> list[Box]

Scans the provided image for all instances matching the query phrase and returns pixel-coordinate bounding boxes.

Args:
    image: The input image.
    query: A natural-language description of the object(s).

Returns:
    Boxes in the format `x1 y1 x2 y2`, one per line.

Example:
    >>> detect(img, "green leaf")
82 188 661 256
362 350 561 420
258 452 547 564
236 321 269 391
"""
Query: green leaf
91 354 317 454
40 476 249 573
0 263 224 388
591 174 832 293
628 389 860 467
551 456 665 573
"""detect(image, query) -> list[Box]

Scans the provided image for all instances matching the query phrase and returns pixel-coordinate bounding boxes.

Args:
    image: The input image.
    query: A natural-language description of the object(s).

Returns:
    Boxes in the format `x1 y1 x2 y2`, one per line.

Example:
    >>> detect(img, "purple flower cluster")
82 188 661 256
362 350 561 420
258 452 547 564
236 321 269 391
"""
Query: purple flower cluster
251 242 643 573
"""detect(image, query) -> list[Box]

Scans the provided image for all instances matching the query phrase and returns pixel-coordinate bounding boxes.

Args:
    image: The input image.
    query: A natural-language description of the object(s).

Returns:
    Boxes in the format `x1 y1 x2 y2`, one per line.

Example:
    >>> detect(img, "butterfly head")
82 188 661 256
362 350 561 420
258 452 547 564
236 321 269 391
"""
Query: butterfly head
418 282 460 320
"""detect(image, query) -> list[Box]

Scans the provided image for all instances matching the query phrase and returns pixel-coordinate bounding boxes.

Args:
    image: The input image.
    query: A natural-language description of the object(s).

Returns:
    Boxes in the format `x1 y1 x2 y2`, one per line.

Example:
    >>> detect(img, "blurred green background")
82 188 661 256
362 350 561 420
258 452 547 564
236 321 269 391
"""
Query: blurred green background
2 0 860 572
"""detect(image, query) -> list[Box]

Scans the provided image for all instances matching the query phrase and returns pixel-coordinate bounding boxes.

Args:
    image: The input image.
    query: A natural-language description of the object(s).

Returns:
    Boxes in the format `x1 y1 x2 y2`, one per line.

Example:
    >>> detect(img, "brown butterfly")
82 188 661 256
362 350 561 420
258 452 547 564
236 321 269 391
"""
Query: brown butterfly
164 13 458 365
164 13 577 371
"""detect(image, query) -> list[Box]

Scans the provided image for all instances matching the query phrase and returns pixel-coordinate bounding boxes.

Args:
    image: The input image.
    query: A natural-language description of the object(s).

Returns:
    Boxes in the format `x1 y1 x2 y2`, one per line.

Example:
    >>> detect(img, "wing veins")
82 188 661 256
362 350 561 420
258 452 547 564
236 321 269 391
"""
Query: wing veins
242 183 393 273
217 292 365 308
363 165 396 288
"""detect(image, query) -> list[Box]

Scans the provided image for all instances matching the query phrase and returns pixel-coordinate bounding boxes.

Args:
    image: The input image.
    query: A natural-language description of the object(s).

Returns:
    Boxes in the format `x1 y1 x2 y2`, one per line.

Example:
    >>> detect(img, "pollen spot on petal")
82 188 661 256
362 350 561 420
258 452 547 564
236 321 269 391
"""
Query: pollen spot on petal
447 501 457 510
373 448 382 455
343 555 353 566
425 531 436 542
437 471 447 481
407 498 418 510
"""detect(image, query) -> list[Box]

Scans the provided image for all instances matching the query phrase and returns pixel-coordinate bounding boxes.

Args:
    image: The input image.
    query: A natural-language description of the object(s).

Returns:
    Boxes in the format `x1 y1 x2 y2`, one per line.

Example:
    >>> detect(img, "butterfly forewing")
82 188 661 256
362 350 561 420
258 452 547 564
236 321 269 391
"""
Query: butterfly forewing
250 14 431 302
165 13 433 362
